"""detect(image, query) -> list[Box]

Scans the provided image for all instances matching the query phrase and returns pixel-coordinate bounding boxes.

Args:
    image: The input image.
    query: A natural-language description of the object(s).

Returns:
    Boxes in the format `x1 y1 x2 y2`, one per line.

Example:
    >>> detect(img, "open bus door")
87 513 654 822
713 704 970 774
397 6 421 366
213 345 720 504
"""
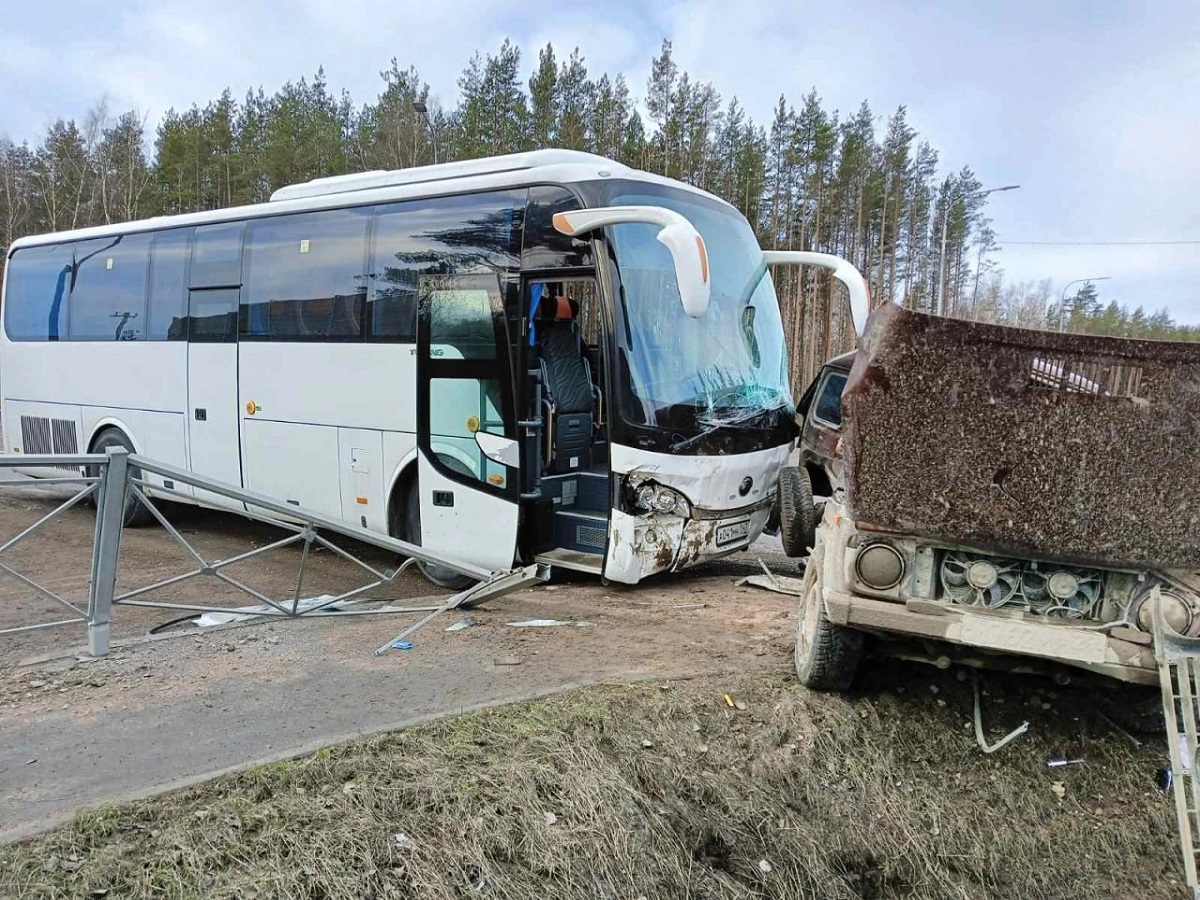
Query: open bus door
415 273 520 576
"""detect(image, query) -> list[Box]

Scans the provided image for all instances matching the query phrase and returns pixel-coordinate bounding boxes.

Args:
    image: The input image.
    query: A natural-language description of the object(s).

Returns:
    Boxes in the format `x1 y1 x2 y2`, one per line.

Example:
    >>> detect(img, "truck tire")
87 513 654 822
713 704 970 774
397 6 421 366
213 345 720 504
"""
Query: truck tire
794 554 863 691
89 428 155 527
778 466 816 558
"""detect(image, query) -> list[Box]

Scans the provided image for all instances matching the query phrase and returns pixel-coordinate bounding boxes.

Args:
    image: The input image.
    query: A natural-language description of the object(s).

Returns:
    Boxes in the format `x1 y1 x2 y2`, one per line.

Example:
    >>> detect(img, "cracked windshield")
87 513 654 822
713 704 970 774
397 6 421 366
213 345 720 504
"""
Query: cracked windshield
608 193 790 431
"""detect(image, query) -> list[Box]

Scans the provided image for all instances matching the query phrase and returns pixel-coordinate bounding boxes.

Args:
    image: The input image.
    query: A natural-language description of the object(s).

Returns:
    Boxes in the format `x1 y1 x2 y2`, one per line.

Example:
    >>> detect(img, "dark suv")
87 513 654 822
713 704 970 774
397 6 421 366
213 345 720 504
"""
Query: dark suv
795 351 854 499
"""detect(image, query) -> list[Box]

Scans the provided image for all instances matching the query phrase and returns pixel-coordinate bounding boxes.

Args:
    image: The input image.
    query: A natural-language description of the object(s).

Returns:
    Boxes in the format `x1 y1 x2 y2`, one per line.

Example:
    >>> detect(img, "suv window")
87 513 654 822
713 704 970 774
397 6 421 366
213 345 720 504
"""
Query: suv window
813 371 847 427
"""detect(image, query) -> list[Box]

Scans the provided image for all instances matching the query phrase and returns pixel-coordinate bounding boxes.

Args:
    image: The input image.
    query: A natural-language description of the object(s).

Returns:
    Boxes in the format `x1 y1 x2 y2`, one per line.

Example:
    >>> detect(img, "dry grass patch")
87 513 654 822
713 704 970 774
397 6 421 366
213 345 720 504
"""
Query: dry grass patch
0 668 1184 899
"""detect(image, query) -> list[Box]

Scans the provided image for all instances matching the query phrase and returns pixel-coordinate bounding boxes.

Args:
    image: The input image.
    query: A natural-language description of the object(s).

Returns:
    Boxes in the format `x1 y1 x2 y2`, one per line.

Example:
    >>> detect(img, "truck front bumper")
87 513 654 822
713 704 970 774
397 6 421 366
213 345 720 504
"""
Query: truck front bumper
824 589 1158 685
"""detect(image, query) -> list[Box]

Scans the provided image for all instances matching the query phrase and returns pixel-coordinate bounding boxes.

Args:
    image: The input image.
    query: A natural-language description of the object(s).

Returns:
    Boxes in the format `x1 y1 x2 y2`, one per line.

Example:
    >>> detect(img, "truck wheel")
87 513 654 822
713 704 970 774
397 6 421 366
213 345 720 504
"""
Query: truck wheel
778 466 816 558
795 556 863 691
89 428 155 528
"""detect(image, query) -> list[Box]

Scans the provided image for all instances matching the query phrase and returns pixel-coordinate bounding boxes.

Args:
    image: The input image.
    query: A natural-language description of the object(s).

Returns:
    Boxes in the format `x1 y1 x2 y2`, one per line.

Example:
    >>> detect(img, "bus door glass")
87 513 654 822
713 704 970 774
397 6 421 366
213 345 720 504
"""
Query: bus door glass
185 223 244 506
416 272 519 573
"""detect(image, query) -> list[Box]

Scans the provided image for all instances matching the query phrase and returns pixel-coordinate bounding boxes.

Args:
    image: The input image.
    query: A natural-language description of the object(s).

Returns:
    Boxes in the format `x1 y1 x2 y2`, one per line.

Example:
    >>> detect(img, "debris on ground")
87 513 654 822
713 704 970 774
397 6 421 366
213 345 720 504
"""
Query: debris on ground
393 832 415 849
736 559 806 596
195 595 357 626
390 640 413 651
505 619 590 628
494 656 522 666
973 674 1029 754
445 619 475 633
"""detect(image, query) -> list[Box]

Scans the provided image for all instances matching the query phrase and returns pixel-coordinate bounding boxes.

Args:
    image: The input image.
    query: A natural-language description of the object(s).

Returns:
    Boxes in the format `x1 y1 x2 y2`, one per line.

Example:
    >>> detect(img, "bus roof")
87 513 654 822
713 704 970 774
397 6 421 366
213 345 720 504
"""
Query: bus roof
9 150 736 253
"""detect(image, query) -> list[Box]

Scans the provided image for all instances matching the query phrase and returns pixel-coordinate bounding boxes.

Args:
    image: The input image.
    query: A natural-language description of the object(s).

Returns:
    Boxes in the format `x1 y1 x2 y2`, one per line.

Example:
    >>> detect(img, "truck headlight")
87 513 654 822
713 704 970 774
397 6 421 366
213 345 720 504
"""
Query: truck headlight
632 481 691 517
855 542 906 590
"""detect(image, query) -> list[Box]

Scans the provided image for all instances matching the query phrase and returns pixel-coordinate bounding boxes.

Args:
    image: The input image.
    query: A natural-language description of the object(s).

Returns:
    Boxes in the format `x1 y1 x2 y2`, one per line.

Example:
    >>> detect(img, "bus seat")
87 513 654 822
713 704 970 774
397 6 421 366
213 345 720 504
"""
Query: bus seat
539 296 595 474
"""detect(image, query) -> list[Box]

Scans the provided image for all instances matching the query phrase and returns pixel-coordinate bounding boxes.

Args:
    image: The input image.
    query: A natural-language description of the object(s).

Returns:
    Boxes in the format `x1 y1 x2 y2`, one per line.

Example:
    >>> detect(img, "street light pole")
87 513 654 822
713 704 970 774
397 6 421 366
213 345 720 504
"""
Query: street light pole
1057 276 1111 332
412 100 438 165
937 183 1019 317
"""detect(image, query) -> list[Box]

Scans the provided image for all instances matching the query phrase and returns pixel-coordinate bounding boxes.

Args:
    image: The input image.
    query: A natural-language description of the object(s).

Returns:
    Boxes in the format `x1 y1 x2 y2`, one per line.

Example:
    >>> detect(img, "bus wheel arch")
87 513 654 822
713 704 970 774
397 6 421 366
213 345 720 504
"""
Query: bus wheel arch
385 454 475 591
86 425 155 527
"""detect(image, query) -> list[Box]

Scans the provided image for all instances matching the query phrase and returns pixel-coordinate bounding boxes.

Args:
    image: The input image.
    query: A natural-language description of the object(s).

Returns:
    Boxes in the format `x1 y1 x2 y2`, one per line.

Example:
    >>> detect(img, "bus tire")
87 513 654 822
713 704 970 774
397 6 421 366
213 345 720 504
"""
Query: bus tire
89 428 155 528
778 466 816 558
794 554 862 691
399 478 474 591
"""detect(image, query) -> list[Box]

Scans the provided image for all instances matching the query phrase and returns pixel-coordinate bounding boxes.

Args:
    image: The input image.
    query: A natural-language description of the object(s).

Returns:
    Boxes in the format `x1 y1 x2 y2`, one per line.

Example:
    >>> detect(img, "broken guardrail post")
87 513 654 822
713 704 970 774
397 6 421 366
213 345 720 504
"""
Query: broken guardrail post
87 446 128 657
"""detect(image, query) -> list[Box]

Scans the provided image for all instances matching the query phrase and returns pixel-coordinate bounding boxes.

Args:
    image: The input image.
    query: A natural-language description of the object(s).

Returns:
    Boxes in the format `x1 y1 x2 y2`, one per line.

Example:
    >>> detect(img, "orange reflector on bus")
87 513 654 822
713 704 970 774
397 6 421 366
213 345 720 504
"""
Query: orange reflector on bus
356 497 368 505
488 474 505 486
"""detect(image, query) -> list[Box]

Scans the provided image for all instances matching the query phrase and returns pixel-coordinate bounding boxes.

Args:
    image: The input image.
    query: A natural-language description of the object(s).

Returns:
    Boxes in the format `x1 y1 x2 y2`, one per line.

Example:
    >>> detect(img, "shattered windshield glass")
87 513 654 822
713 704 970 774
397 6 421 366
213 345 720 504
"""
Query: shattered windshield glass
608 192 791 436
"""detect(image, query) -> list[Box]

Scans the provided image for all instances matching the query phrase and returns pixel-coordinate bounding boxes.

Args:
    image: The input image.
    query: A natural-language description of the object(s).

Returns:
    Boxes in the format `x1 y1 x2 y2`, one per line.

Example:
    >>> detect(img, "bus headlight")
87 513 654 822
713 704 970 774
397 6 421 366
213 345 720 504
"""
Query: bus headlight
632 481 691 517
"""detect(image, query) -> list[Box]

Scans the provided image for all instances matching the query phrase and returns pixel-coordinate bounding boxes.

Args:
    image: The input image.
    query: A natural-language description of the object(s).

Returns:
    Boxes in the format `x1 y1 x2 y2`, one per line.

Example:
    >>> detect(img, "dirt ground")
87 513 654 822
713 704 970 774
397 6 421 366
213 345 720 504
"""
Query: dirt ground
0 481 801 842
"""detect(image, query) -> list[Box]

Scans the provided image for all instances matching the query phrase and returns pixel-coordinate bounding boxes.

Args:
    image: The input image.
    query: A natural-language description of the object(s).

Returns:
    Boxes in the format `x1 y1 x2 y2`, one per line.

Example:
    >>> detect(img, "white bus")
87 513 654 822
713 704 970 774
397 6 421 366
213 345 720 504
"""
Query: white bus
0 150 867 587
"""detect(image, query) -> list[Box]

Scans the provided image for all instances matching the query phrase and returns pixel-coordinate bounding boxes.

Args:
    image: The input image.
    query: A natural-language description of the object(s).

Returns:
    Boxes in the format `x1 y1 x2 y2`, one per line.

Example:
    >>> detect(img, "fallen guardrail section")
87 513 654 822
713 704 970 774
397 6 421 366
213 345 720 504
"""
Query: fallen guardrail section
0 448 543 656
1154 593 1200 898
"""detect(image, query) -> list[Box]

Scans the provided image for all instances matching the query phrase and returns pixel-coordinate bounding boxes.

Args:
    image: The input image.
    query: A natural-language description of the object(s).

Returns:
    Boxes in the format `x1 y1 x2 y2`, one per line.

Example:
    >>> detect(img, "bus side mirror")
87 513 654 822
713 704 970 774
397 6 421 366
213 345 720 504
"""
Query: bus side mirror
762 250 871 336
553 206 711 318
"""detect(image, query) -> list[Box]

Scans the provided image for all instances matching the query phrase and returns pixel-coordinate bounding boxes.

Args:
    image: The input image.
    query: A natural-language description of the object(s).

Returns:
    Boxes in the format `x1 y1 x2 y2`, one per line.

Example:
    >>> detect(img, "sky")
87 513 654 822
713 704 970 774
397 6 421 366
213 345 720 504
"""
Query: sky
1 0 1198 321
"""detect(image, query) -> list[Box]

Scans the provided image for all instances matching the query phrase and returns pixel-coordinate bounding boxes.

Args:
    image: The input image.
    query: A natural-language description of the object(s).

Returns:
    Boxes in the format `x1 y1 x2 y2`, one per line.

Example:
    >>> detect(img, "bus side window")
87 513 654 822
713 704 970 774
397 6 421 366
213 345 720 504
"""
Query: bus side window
241 209 369 340
148 229 191 340
68 234 150 342
2 243 73 341
370 190 524 343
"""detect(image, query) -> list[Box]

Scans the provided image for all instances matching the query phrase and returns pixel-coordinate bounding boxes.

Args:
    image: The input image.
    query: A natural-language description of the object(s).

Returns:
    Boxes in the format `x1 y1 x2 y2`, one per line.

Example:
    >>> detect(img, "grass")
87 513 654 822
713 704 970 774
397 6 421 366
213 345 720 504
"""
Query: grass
0 668 1185 899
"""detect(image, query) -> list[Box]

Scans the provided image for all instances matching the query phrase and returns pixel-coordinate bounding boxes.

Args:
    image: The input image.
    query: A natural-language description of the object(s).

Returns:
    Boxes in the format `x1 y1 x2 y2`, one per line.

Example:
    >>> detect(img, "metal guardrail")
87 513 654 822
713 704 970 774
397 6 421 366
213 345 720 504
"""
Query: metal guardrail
0 453 113 653
1154 593 1200 898
0 448 543 656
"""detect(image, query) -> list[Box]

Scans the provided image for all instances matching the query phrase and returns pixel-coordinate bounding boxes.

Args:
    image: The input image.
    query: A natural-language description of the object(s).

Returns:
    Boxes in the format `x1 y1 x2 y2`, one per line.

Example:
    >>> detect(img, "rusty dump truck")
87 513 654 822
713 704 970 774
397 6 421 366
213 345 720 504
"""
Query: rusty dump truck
793 302 1200 698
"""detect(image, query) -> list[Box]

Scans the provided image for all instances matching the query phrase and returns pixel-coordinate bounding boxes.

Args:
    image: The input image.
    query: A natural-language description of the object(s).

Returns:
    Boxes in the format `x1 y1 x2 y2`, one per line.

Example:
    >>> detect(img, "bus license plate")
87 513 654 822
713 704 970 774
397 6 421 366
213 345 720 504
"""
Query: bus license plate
716 519 751 547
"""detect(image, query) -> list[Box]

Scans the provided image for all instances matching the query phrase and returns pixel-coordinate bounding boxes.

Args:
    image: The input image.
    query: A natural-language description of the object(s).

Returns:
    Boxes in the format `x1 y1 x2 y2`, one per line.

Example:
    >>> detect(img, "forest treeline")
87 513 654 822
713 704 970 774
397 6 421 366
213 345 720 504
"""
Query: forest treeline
1 39 1193 390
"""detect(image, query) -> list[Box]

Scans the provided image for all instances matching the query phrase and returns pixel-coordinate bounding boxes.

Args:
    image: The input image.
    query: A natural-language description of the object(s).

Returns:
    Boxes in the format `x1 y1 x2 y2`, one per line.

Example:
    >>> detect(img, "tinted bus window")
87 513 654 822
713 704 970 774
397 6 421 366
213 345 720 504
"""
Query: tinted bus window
369 190 523 341
190 222 244 288
148 229 191 340
3 244 73 341
241 208 369 340
523 185 589 270
69 234 150 341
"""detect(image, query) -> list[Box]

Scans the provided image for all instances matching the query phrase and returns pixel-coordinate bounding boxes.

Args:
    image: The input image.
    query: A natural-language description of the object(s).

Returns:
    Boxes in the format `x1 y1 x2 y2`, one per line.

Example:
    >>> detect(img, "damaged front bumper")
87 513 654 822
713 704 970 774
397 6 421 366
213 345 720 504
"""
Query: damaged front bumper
603 442 790 585
605 502 774 585
823 588 1158 685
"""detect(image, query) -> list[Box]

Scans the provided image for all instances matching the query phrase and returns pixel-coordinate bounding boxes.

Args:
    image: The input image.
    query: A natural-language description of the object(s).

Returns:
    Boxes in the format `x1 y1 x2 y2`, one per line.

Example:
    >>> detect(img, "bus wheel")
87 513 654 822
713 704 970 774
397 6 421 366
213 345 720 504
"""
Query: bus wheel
89 429 155 528
778 466 816 558
400 481 474 591
794 554 862 691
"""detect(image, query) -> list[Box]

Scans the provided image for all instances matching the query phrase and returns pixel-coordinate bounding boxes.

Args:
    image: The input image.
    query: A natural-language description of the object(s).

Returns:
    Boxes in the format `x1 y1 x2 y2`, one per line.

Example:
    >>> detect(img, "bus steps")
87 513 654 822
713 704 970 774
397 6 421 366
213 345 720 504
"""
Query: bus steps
1153 588 1200 898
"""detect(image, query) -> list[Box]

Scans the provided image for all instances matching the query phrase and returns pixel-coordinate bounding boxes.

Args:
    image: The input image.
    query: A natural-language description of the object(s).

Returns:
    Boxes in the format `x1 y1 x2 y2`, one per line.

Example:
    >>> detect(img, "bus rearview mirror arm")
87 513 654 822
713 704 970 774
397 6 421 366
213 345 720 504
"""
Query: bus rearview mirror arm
762 251 871 337
552 207 711 318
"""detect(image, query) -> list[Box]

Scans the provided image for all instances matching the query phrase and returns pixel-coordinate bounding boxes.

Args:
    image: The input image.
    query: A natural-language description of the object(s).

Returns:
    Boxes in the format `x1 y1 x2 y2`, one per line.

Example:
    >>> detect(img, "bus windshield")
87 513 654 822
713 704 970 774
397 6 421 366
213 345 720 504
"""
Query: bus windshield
606 190 791 439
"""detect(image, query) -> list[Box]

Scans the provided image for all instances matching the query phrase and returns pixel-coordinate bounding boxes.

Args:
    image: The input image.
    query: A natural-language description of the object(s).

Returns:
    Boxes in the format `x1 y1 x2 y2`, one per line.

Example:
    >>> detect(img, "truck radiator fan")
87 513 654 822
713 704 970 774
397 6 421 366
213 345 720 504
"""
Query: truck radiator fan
1020 566 1103 618
940 553 1021 608
939 552 1105 617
